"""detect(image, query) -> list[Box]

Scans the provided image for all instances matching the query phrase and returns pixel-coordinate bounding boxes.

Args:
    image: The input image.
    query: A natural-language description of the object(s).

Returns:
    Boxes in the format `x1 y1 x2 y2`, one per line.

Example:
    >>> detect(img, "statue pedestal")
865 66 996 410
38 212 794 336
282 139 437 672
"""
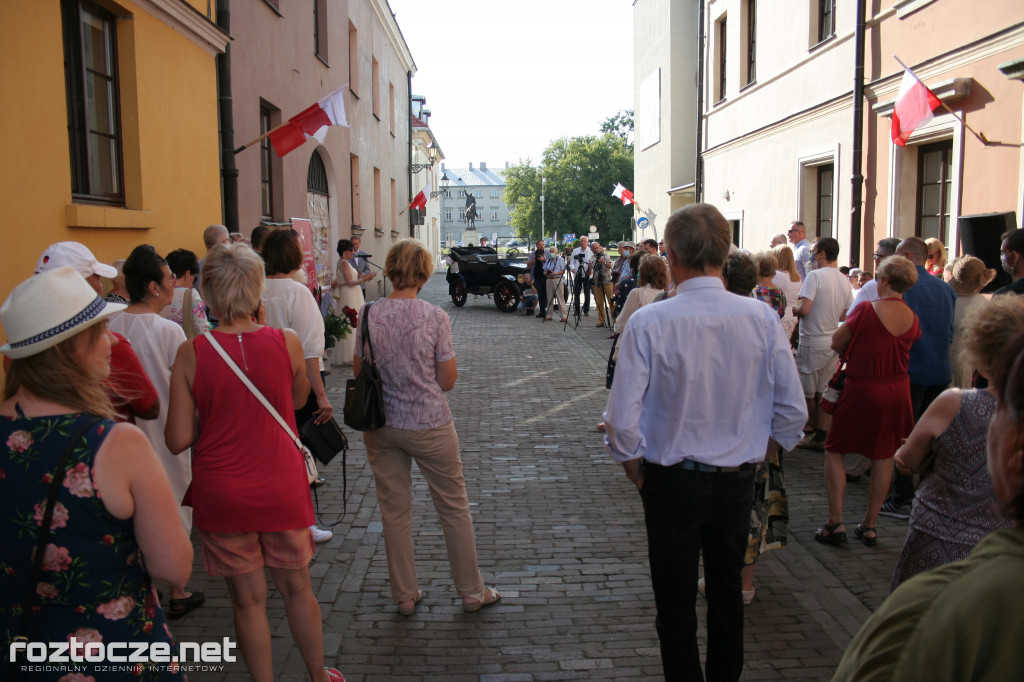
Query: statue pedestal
461 229 480 246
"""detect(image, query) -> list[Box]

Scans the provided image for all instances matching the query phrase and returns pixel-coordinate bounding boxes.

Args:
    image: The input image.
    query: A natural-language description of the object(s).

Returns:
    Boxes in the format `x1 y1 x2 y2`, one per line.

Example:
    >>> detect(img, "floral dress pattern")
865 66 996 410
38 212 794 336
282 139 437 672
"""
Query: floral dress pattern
1 412 184 681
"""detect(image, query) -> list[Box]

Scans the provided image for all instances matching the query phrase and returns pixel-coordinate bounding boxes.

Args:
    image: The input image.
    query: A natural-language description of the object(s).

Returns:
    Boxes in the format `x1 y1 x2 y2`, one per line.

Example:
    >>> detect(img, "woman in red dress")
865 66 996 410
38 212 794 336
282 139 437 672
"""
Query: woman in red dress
815 256 921 547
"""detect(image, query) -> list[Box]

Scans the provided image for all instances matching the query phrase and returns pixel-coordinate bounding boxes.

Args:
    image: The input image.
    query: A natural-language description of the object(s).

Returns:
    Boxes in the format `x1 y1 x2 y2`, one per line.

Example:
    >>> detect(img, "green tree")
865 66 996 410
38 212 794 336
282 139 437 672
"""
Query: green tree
504 132 634 245
600 109 634 149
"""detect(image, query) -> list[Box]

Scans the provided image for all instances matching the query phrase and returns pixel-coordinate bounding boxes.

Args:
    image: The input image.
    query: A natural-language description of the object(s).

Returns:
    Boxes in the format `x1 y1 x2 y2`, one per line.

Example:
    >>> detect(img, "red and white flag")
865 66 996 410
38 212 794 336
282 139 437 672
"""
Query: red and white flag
408 183 429 212
891 68 941 147
269 85 350 157
612 183 635 206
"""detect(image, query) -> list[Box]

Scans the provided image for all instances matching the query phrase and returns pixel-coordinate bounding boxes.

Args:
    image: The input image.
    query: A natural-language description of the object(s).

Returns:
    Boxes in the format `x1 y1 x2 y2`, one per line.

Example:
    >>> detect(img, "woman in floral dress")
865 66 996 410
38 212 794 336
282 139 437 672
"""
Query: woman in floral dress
0 267 193 681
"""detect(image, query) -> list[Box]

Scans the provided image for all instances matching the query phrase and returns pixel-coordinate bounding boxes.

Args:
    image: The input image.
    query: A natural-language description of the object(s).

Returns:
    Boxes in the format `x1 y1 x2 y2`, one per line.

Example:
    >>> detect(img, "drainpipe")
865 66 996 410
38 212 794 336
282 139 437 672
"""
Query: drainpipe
216 0 238 232
695 0 706 203
408 70 414 238
850 0 866 267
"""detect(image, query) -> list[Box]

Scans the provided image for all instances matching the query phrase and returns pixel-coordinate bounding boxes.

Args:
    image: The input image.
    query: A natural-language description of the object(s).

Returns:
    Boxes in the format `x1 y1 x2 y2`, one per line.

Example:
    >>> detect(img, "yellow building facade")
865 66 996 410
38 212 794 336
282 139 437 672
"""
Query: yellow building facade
0 0 228 301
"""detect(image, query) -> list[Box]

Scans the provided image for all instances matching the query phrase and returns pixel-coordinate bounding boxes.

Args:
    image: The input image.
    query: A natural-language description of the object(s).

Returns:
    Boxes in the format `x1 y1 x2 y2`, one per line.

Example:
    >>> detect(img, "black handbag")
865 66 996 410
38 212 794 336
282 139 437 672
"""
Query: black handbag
344 301 387 431
300 416 348 465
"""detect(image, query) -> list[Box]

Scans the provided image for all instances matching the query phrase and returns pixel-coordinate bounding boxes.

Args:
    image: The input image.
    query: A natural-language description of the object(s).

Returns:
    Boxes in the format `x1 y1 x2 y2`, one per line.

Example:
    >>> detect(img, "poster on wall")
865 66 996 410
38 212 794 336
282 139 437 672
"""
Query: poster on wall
306 193 332 288
290 217 319 295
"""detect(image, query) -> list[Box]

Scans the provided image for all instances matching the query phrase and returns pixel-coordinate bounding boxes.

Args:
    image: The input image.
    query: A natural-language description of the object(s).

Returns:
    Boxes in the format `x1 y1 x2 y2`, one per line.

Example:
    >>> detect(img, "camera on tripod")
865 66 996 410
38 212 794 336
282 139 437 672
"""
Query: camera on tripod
574 252 586 262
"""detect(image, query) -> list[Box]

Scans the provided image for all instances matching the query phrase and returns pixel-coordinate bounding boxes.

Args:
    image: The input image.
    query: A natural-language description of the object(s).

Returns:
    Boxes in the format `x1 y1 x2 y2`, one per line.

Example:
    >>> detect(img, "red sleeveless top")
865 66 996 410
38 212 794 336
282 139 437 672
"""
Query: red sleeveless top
184 327 313 532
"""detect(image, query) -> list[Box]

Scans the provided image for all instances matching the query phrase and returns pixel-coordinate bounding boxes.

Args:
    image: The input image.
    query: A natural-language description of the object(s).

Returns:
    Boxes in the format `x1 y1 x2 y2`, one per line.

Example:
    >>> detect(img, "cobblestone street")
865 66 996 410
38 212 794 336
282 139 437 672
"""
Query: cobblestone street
182 272 906 681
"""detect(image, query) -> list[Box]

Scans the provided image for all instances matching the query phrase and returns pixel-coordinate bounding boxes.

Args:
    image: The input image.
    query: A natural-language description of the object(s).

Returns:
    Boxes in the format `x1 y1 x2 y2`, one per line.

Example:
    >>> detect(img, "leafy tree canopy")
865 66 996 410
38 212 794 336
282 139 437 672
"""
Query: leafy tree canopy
504 115 634 246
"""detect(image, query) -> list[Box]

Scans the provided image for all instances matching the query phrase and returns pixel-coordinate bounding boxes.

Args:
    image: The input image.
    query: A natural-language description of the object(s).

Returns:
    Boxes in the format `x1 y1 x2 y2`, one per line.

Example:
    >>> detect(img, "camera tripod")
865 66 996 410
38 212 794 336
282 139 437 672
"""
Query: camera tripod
563 252 587 331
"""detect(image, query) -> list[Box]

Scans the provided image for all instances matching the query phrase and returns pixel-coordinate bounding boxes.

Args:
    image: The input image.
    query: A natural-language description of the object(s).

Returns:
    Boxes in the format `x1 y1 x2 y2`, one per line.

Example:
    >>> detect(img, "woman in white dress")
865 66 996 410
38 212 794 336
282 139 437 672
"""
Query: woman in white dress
107 244 204 617
772 244 802 344
330 239 370 366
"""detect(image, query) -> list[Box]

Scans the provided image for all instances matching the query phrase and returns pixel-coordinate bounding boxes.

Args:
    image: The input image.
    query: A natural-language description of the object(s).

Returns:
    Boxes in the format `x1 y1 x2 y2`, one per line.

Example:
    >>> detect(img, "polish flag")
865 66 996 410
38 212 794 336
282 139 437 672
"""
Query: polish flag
612 183 635 206
269 85 350 157
409 183 429 212
891 68 941 147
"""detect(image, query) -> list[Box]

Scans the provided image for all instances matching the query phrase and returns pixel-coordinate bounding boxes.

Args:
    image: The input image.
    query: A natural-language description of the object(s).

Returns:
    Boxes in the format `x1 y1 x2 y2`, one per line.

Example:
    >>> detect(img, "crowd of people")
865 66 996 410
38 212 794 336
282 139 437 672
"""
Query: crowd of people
4 211 1024 680
602 205 1024 680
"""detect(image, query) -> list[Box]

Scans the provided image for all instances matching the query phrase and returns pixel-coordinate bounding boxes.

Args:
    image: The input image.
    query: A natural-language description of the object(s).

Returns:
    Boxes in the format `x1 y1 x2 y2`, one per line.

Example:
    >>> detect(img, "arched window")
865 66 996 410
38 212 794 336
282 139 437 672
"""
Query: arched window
307 151 328 196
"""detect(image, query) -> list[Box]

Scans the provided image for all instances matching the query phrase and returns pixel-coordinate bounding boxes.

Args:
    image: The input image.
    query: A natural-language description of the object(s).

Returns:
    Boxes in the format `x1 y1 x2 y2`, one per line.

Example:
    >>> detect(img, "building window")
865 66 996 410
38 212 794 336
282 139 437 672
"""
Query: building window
307 150 328 196
350 154 360 225
746 0 756 85
818 0 835 43
373 167 382 228
260 105 275 218
349 23 359 95
916 141 952 243
457 190 466 199
445 209 452 222
389 83 395 135
475 190 483 198
715 16 727 102
817 164 834 239
390 178 397 230
313 0 328 61
459 210 466 222
62 0 123 203
371 57 380 118
492 190 499 198
490 210 499 221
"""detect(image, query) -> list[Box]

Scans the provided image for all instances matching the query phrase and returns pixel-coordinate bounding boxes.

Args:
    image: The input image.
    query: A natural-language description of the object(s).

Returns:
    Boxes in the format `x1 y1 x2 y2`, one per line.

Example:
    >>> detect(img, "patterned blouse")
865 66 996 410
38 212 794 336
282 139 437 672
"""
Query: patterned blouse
354 298 455 430
754 284 787 319
0 411 183 680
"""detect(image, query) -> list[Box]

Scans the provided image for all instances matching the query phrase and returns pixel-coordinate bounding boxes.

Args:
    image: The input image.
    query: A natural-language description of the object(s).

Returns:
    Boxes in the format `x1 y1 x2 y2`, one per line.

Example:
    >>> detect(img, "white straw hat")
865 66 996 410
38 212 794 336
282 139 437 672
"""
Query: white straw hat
1 267 126 359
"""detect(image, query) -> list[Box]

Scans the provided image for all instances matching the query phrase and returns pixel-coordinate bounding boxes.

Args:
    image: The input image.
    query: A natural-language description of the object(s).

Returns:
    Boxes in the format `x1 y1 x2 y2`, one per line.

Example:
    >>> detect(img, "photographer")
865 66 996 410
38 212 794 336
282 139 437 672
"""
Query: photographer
526 240 547 318
570 236 595 317
590 242 615 328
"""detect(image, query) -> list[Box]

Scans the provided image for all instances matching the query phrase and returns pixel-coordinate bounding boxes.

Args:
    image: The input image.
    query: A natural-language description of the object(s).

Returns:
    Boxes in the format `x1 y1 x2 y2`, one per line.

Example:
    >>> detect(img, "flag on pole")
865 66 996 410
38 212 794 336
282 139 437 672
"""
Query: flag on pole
408 183 429 212
269 85 350 157
612 183 635 206
891 68 941 147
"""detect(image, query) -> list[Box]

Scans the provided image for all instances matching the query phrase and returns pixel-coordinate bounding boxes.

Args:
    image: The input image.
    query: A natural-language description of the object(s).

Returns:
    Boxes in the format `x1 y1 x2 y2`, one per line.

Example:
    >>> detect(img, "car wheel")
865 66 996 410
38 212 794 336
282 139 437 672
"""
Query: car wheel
451 281 467 307
493 281 519 313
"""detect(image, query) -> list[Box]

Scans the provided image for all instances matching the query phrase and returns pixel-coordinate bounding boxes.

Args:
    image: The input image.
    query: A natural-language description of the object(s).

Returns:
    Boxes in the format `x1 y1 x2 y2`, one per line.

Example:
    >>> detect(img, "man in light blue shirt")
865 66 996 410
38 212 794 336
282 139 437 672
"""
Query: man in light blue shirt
604 204 806 681
788 221 813 278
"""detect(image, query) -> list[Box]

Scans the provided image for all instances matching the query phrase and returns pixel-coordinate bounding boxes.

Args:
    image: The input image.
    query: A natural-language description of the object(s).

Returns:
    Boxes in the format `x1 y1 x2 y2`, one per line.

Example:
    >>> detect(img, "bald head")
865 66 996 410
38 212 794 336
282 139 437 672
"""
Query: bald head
896 237 929 266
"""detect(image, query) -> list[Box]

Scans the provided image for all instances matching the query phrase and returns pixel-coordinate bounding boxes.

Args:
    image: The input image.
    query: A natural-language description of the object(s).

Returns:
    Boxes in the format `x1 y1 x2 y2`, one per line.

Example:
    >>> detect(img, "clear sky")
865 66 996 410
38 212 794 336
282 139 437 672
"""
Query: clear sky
387 0 634 170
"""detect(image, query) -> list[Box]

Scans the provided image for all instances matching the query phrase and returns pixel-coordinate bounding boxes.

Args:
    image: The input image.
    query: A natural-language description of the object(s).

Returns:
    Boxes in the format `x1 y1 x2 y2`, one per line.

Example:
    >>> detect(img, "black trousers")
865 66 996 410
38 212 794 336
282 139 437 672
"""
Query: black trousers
641 462 754 682
572 268 590 314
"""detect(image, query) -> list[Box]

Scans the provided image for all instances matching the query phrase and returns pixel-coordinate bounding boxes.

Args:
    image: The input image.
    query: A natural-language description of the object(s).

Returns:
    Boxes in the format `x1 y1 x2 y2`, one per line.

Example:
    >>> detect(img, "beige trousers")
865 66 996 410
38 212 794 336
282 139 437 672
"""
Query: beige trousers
592 283 614 325
545 277 567 319
363 421 485 601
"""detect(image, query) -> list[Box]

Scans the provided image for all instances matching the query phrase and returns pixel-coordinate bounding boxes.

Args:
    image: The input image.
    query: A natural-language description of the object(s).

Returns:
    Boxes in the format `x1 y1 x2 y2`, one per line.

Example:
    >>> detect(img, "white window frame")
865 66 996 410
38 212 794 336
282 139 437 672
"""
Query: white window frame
795 143 841 242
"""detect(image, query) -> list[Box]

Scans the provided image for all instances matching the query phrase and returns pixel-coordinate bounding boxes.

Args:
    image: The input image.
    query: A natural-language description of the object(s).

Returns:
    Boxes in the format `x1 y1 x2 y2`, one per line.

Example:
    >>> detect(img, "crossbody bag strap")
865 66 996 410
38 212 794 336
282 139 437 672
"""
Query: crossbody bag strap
361 301 375 365
12 416 103 656
202 333 304 450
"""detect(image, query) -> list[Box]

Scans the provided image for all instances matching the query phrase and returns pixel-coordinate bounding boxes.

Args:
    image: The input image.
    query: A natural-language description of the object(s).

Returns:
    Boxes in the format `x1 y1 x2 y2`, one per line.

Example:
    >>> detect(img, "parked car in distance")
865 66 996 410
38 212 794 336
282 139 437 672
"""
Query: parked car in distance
445 246 528 311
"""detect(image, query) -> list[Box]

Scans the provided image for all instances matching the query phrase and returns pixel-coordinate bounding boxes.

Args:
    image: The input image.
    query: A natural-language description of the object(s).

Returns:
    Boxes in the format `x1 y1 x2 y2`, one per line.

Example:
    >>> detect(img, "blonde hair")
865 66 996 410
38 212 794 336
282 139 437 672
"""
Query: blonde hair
961 296 1024 378
5 323 116 420
876 256 918 293
752 251 778 279
926 237 948 270
200 243 265 322
774 245 800 282
385 239 432 290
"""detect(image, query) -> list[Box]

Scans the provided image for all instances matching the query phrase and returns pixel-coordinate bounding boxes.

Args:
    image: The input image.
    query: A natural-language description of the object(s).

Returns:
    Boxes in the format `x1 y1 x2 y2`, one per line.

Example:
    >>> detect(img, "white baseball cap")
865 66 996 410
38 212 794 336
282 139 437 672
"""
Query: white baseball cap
35 242 118 279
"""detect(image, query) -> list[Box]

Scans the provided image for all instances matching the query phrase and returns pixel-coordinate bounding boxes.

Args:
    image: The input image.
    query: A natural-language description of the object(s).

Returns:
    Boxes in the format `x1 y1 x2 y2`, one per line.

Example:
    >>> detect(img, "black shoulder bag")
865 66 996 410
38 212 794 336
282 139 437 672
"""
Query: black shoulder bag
343 301 386 431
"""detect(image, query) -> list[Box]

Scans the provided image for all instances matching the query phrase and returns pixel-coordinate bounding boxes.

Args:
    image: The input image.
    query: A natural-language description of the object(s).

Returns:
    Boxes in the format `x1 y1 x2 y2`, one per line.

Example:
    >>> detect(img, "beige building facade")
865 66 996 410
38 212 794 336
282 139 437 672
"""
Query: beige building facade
633 0 699 240
231 0 415 298
696 0 1024 266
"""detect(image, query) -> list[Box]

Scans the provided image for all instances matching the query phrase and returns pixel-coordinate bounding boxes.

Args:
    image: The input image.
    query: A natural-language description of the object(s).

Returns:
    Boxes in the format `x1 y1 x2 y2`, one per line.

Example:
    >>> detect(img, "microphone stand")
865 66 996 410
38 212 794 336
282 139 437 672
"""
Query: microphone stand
359 256 387 298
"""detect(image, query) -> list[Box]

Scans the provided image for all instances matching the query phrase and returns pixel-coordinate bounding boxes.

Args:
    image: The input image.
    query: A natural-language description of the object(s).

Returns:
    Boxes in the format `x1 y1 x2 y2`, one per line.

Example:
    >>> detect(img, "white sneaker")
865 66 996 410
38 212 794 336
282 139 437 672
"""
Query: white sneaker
310 525 333 543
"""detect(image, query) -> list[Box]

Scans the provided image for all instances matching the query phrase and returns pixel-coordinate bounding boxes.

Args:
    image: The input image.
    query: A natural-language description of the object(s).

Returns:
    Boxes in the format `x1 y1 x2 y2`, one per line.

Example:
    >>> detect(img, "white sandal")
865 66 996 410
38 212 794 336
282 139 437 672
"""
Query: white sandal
462 586 500 612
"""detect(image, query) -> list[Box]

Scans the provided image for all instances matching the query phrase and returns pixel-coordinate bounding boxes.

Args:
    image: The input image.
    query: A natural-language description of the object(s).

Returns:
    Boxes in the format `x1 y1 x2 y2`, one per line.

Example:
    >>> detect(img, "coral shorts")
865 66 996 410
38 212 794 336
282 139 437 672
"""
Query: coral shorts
199 528 314 577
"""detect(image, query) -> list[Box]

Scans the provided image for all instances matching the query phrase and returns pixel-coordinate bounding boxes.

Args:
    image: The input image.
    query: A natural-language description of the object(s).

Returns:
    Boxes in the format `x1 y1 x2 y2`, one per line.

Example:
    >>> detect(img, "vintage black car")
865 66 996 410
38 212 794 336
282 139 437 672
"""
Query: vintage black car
445 246 528 312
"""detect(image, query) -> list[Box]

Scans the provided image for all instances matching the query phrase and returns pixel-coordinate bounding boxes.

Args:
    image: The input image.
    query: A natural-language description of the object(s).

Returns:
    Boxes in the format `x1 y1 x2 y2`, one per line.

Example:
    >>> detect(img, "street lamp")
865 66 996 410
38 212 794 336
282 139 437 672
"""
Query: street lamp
411 142 440 173
430 171 450 198
540 176 545 242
